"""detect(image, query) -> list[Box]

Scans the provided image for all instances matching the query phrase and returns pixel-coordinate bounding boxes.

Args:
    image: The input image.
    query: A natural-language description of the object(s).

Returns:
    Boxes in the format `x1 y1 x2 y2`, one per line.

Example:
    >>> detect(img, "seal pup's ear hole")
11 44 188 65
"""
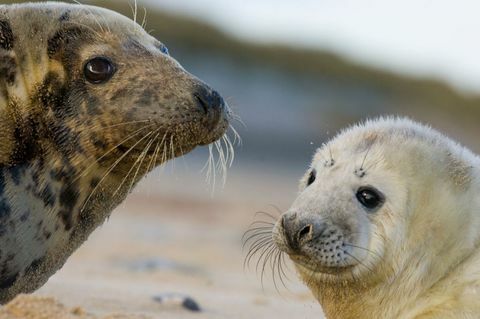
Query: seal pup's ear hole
356 186 385 210
83 57 116 84
307 169 316 186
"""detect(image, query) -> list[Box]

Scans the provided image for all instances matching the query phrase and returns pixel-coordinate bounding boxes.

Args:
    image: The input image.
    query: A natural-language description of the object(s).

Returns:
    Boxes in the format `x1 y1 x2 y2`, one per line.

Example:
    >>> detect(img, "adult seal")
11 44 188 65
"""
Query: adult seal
0 2 230 303
273 118 480 318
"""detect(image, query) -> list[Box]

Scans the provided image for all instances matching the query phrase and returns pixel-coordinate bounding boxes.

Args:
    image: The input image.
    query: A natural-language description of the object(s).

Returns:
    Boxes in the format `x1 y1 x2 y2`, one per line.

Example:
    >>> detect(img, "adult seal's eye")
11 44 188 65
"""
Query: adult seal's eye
158 43 169 55
356 186 385 210
307 169 316 186
84 57 116 84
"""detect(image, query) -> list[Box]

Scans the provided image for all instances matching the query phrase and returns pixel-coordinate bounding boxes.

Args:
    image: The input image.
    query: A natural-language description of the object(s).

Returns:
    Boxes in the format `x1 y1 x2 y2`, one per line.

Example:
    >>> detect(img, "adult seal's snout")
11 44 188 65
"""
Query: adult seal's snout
193 85 225 129
0 2 231 304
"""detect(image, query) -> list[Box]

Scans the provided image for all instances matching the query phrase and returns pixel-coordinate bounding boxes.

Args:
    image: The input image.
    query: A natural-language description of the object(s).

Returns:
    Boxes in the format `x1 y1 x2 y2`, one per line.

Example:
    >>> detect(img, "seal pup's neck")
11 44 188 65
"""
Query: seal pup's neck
274 117 480 318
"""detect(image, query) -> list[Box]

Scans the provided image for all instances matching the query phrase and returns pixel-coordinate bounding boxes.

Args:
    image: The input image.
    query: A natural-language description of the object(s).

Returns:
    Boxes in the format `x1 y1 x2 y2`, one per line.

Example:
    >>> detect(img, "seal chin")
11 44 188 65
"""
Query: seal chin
198 118 229 146
273 213 371 279
290 254 357 276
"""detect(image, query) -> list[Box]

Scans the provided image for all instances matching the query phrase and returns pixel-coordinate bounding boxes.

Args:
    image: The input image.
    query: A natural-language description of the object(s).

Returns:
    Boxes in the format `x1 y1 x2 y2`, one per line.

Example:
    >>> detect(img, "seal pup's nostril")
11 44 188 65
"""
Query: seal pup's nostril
281 214 300 251
298 224 313 242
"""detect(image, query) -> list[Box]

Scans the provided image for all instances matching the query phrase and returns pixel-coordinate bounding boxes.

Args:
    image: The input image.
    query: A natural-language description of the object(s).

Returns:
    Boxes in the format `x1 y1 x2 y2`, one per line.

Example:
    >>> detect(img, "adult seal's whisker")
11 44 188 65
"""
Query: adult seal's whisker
0 2 231 302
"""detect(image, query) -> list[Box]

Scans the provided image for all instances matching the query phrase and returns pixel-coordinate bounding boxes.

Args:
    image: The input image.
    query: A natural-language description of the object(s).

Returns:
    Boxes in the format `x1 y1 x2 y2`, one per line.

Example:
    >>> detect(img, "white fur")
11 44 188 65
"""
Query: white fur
279 117 480 318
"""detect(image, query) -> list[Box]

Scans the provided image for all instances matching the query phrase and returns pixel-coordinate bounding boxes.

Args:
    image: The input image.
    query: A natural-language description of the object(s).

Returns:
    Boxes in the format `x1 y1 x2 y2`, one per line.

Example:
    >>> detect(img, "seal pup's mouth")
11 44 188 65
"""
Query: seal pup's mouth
272 213 375 277
242 209 375 290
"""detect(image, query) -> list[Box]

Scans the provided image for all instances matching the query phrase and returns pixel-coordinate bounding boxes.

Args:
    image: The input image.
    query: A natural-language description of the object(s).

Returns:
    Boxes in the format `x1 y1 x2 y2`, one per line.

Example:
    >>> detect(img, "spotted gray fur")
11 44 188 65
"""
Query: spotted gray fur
0 2 230 303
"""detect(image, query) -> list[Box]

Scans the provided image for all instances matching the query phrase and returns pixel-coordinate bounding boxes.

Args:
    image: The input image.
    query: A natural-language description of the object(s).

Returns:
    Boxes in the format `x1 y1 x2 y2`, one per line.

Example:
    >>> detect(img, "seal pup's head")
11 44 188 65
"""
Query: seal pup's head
270 118 480 318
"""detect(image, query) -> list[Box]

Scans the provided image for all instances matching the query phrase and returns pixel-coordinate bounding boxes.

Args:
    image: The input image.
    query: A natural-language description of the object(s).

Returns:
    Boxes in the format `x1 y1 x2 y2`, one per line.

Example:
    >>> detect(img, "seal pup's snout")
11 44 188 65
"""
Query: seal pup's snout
193 85 226 129
277 212 327 253
274 212 359 269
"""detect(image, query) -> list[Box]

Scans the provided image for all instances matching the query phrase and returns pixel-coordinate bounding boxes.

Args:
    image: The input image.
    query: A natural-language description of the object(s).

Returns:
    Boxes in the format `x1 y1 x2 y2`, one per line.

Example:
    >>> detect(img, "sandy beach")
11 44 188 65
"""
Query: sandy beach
0 169 324 319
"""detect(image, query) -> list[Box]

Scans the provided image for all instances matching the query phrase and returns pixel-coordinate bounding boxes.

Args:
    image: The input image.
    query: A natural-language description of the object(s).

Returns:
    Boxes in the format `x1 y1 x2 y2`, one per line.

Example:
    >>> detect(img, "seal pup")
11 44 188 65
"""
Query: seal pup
251 118 480 318
0 2 232 303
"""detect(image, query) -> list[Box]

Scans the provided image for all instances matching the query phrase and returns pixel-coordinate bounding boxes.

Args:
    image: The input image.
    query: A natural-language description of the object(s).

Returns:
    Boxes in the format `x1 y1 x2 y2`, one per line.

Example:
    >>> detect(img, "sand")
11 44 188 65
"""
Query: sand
0 169 324 318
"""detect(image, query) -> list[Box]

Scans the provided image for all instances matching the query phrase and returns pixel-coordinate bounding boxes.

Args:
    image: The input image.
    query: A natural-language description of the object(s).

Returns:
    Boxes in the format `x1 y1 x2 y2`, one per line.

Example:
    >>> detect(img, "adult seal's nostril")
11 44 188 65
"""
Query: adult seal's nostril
193 86 225 131
193 86 225 122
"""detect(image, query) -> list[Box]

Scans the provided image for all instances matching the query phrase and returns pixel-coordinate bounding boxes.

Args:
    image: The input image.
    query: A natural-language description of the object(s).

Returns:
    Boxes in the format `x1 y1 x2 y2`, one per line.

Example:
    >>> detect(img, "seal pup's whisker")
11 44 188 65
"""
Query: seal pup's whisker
255 210 280 221
244 237 272 267
265 118 480 317
244 220 275 229
272 249 290 293
322 143 335 167
343 251 375 274
343 243 382 259
359 138 376 171
260 244 277 288
242 230 274 250
244 236 273 269
242 210 291 293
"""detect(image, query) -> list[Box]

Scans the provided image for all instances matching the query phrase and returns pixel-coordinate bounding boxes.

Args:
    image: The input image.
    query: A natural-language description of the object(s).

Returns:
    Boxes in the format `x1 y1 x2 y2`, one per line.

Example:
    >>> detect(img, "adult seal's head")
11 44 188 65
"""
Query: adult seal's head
0 2 230 302
272 118 480 318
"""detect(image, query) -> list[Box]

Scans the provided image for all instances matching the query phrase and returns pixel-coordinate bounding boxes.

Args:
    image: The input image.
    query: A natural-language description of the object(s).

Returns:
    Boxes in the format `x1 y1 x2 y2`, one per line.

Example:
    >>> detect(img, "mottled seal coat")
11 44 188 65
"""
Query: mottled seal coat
272 118 480 318
0 2 229 303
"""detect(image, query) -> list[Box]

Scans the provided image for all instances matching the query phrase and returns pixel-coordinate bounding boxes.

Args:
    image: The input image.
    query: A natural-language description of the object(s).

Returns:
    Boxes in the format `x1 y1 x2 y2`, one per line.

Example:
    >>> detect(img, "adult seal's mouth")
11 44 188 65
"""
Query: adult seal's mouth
0 2 234 303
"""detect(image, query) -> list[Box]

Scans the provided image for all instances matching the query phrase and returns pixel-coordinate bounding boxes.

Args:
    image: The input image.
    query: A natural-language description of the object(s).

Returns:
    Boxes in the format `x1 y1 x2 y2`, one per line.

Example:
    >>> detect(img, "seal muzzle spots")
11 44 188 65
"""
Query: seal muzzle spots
0 2 231 303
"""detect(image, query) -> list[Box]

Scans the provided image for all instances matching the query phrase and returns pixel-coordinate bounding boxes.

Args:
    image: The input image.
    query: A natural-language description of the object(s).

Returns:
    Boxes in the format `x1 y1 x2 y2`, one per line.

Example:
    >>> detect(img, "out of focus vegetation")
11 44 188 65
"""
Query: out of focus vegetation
5 0 480 165
97 1 479 111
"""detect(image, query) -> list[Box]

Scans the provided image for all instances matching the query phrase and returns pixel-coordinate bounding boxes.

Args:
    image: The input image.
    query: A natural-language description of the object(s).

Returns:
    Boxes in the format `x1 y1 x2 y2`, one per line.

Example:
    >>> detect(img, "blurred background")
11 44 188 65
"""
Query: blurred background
3 0 480 318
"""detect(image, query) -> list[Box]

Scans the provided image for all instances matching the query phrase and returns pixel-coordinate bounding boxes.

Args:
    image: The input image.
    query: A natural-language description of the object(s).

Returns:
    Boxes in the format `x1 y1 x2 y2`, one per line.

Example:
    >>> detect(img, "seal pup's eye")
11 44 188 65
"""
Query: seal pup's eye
356 186 384 210
84 57 116 84
307 169 316 186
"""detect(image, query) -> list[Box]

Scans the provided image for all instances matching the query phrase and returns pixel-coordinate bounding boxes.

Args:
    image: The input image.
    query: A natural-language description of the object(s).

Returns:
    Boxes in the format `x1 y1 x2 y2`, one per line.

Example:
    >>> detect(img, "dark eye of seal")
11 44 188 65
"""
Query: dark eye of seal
356 186 384 210
307 169 316 186
84 57 116 84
